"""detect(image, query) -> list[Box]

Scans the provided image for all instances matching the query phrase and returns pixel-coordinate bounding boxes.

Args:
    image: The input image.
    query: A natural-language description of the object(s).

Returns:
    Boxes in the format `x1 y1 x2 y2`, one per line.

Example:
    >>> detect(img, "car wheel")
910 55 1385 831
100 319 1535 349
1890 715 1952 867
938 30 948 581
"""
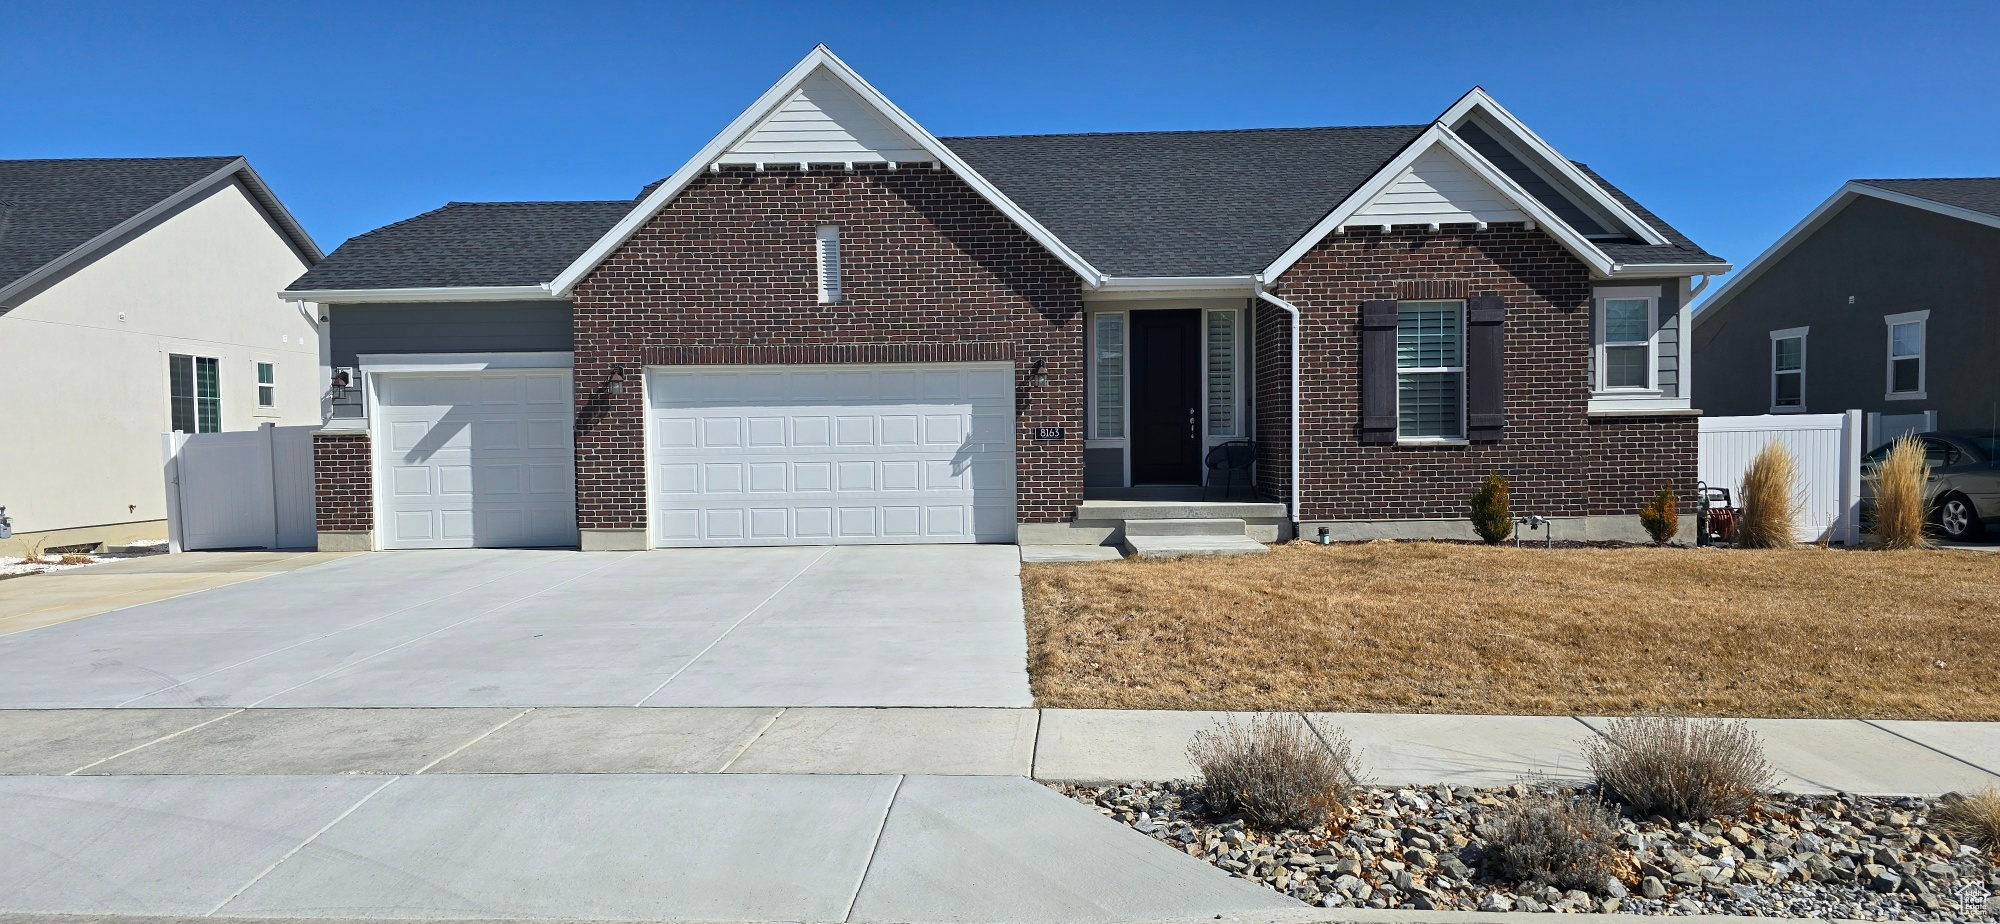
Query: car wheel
1934 493 1981 541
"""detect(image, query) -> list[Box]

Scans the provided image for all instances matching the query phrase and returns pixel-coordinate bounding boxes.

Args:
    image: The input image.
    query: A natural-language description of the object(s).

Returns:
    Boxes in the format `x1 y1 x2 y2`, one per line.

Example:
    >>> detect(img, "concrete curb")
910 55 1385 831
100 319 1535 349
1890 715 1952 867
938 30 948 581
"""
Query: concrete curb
0 912 1874 924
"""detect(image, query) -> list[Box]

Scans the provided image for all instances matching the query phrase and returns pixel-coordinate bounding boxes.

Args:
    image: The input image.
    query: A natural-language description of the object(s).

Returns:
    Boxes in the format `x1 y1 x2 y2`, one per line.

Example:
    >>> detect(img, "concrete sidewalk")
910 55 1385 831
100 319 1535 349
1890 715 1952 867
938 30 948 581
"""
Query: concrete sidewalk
4 706 1996 796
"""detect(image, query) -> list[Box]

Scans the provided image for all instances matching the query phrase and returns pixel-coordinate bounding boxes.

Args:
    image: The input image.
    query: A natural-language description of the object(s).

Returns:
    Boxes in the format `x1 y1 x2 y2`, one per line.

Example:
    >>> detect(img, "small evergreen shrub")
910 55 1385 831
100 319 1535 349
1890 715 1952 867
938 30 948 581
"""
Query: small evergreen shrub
1736 442 1799 548
1483 789 1624 893
1583 716 1776 822
1872 434 1932 550
1187 714 1360 831
1469 471 1513 544
1638 482 1678 546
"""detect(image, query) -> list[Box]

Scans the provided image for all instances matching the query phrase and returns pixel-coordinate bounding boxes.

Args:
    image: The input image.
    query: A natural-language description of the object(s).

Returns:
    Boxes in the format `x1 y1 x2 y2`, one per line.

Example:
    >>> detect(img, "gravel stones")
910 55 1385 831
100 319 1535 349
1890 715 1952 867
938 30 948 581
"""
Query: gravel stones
1055 781 2000 921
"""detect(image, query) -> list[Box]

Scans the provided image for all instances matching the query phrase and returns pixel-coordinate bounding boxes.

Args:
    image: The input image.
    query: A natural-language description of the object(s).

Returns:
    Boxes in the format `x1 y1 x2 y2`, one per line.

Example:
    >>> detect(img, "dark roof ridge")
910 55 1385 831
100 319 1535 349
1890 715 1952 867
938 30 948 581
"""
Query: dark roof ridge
0 154 239 164
438 198 636 206
1856 176 2000 183
940 124 1429 142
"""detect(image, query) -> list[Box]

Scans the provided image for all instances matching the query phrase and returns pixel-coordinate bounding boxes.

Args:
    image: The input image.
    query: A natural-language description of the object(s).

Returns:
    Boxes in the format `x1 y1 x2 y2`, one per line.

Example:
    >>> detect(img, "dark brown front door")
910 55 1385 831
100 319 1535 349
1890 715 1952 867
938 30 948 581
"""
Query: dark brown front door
1129 309 1202 484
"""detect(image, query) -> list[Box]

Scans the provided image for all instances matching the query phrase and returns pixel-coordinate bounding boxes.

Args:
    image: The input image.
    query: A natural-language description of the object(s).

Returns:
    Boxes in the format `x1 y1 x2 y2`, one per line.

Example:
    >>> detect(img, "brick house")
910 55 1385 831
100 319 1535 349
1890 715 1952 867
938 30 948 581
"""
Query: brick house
285 46 1727 552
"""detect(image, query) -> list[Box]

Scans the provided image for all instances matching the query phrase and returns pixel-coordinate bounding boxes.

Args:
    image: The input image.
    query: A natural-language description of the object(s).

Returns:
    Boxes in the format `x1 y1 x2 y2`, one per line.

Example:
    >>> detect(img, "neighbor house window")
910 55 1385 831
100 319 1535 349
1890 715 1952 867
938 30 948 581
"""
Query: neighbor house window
1885 310 1927 398
1206 309 1237 437
1770 327 1806 411
256 361 276 408
1092 312 1125 439
1396 300 1464 440
815 225 842 304
169 354 220 433
1595 290 1658 391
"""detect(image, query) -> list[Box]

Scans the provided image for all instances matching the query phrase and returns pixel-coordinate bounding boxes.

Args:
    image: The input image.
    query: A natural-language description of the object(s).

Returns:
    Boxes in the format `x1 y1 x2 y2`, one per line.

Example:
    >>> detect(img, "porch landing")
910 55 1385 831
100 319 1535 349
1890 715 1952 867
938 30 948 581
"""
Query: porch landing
1055 489 1288 559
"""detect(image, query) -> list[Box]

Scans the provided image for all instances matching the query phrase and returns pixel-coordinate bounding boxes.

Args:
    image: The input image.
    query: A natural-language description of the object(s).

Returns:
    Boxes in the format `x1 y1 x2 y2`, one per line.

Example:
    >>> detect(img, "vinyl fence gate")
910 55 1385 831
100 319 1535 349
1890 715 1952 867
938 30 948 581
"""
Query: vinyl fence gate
162 423 318 552
1697 411 1863 545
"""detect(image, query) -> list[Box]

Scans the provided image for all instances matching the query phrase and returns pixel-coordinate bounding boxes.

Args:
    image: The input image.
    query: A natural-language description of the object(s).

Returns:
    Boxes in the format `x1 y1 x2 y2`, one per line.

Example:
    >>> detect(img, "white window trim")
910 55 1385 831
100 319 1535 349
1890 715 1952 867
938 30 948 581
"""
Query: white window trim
815 225 842 304
167 352 224 434
253 359 279 416
1883 310 1928 400
1395 300 1467 444
1203 307 1241 441
1593 286 1660 394
1768 326 1808 413
1086 310 1128 447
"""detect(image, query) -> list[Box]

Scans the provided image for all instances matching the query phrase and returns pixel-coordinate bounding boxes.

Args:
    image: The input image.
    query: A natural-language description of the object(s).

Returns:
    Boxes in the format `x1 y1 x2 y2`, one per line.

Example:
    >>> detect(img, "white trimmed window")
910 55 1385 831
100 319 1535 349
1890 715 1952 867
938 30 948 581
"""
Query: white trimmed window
1396 300 1465 440
168 354 221 433
255 360 277 409
1594 288 1659 391
1884 310 1927 399
1091 312 1125 439
815 225 842 304
1205 309 1238 437
1769 327 1806 412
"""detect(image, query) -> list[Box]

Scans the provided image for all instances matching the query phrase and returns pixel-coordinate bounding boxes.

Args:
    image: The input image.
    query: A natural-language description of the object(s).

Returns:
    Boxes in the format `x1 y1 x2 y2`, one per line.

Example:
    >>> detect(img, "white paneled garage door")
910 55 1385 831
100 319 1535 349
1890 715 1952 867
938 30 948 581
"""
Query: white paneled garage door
373 370 578 549
646 363 1016 547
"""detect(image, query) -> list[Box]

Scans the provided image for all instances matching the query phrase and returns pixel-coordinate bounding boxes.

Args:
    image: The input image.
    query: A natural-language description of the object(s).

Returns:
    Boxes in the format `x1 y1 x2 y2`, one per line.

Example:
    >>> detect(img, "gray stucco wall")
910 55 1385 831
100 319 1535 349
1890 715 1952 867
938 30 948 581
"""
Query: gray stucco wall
1692 196 2000 429
327 301 574 367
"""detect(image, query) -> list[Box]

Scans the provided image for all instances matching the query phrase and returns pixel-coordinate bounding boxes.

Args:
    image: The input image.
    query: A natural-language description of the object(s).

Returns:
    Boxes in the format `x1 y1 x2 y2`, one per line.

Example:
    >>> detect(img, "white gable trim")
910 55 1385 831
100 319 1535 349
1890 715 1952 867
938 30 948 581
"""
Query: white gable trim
1439 88 1668 246
1261 124 1617 281
1349 145 1530 227
719 69 931 166
550 46 1102 296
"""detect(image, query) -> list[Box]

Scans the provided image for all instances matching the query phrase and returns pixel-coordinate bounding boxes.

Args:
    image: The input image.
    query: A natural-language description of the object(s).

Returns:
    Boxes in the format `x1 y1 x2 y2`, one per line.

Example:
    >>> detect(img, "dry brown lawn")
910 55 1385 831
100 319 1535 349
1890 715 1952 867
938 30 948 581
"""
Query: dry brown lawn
1023 542 2000 719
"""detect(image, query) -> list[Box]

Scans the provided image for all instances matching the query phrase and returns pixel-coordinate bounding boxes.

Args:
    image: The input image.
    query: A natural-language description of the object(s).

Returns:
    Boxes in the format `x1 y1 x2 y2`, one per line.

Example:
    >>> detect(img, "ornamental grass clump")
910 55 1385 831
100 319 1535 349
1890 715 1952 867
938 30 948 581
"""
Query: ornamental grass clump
1872 434 1932 550
1483 789 1625 893
1639 482 1678 546
1469 471 1513 544
1583 716 1776 822
1935 785 2000 858
1187 714 1359 831
1735 442 1799 548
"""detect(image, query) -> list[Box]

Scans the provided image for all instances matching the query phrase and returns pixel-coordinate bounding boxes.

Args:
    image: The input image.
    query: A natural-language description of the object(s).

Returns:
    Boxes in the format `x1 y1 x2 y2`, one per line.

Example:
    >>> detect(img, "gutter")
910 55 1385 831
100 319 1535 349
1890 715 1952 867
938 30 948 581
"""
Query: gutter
1252 279 1303 539
279 284 561 304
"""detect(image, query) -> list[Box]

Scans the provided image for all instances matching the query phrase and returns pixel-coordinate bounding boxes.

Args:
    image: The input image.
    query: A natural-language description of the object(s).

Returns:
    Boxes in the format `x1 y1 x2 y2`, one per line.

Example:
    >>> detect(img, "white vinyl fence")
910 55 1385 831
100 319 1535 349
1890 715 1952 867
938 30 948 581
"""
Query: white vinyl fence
162 423 317 551
1698 411 1863 545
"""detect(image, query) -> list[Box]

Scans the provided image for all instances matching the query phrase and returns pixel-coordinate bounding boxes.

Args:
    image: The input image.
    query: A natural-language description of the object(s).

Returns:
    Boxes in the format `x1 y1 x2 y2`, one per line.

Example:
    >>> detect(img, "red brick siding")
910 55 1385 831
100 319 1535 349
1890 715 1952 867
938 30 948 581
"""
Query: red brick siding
571 165 1086 530
311 431 372 532
1259 223 1695 522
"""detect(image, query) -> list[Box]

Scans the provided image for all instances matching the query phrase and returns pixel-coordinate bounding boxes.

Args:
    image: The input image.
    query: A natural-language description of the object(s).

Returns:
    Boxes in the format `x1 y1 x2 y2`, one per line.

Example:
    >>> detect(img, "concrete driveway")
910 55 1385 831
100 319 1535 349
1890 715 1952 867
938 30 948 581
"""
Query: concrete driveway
0 546 1031 708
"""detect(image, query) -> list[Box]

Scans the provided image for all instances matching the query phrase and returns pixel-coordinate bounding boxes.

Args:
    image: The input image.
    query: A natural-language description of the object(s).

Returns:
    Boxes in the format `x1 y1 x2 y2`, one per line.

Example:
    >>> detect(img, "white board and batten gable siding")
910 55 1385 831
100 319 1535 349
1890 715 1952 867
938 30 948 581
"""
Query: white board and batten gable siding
718 70 931 166
1349 147 1528 228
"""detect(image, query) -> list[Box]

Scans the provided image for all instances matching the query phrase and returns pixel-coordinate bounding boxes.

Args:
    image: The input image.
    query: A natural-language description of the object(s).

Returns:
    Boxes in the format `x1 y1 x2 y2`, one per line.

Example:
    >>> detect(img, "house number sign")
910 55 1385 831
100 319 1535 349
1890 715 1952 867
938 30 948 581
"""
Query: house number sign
1032 427 1065 441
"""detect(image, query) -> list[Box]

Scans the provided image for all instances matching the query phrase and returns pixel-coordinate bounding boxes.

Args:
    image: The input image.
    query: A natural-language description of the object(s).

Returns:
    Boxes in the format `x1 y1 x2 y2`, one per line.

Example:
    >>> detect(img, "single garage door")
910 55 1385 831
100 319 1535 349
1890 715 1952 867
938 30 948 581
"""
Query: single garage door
373 369 578 549
646 363 1016 546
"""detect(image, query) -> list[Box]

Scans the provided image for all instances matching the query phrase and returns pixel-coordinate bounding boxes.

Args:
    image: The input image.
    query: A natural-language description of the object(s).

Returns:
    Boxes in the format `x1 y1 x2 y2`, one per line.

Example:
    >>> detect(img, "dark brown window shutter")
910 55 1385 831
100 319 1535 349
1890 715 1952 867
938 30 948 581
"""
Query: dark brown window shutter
1361 300 1398 444
1467 295 1506 441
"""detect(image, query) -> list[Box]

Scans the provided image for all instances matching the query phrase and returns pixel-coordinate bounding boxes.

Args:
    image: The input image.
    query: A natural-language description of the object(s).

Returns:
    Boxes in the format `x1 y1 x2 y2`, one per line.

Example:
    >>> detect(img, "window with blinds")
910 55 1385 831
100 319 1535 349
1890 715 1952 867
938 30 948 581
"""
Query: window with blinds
1395 301 1464 440
1206 309 1237 437
1093 312 1124 439
815 225 842 304
169 354 221 434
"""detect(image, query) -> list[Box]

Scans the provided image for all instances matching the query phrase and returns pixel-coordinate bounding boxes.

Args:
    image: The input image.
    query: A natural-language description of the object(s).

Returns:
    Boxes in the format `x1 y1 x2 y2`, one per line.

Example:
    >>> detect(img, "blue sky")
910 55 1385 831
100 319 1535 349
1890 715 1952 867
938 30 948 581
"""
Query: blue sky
5 1 1994 298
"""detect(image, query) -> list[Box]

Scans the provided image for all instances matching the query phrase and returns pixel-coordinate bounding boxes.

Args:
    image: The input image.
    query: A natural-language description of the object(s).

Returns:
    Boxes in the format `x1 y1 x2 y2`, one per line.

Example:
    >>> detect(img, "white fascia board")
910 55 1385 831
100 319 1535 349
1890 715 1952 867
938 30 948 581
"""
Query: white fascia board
358 351 574 372
1691 185 1862 330
1092 275 1257 295
1607 261 1733 276
1437 88 1667 246
280 285 559 304
548 45 1103 296
0 158 322 310
1262 125 1615 282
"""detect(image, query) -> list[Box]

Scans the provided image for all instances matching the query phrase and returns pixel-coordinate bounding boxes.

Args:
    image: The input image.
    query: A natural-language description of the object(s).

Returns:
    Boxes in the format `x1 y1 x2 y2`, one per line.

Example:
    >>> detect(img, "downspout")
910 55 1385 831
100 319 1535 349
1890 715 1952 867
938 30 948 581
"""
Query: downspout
1253 279 1303 539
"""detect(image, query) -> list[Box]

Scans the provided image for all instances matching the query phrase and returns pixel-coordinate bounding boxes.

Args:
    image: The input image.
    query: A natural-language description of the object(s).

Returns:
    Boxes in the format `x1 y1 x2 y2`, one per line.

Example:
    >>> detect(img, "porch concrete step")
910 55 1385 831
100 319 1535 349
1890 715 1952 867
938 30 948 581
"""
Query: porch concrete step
1120 518 1248 538
1075 500 1287 522
1120 534 1272 559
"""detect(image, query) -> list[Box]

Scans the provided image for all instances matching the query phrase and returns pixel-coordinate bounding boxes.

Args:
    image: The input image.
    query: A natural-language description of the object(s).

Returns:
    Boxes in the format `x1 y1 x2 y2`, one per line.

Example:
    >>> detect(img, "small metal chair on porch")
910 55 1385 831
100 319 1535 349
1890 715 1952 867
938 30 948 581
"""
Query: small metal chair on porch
1202 440 1255 500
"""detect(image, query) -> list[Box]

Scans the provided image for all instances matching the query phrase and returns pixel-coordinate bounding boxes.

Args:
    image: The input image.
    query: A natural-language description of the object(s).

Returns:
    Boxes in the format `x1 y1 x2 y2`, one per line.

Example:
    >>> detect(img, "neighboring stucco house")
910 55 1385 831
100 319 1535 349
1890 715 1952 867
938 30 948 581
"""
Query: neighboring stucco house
1693 179 2000 448
0 157 323 551
285 46 1727 553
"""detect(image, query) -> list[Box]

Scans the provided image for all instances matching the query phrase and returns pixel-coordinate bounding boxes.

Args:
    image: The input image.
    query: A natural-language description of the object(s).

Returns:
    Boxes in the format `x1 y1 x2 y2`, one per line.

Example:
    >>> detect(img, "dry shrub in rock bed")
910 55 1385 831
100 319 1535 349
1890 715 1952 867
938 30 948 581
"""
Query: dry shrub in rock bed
1057 781 2000 920
1938 786 2000 859
1483 789 1625 893
1187 714 1359 831
1585 716 1778 822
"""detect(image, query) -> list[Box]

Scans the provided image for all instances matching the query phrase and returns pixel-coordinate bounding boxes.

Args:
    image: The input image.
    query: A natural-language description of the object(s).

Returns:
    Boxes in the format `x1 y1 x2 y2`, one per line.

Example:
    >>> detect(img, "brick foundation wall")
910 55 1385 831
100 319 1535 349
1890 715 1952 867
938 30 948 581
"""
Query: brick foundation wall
1262 223 1696 523
311 431 372 532
571 165 1086 530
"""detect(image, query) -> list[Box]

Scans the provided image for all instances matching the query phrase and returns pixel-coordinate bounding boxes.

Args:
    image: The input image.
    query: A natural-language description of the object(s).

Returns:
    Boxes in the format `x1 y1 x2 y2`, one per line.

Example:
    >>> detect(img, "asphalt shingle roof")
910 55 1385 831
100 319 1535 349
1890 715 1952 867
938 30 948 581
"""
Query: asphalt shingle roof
1570 163 1728 268
1853 178 2000 221
287 200 634 292
0 156 240 293
941 127 1426 277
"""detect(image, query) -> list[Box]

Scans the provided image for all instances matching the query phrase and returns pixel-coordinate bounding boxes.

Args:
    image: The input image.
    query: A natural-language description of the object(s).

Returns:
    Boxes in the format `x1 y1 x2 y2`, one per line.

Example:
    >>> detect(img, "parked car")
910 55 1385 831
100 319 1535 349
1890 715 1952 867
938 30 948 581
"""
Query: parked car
1860 431 2000 540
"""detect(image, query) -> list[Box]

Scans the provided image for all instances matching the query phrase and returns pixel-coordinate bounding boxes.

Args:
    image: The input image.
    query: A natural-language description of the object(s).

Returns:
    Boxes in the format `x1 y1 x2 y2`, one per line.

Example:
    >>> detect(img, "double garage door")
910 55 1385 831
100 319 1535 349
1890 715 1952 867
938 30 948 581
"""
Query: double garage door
646 363 1017 546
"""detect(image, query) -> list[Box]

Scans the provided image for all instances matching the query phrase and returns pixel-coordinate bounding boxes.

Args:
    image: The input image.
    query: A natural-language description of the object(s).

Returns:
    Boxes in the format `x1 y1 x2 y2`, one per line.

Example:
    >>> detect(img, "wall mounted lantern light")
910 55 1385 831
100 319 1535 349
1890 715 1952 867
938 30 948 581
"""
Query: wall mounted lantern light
608 365 628 396
1031 358 1048 389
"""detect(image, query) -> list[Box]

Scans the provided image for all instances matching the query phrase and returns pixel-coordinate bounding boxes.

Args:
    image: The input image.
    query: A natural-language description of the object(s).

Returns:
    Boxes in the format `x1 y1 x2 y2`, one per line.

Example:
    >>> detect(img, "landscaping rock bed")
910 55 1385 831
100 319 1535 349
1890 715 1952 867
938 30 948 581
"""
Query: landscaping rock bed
1056 781 2000 921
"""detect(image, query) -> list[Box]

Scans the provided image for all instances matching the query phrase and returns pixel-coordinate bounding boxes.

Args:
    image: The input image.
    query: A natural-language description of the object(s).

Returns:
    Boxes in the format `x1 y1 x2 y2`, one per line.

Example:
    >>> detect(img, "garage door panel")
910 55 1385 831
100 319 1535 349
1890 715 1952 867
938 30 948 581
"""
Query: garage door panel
375 369 577 550
647 362 1016 547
